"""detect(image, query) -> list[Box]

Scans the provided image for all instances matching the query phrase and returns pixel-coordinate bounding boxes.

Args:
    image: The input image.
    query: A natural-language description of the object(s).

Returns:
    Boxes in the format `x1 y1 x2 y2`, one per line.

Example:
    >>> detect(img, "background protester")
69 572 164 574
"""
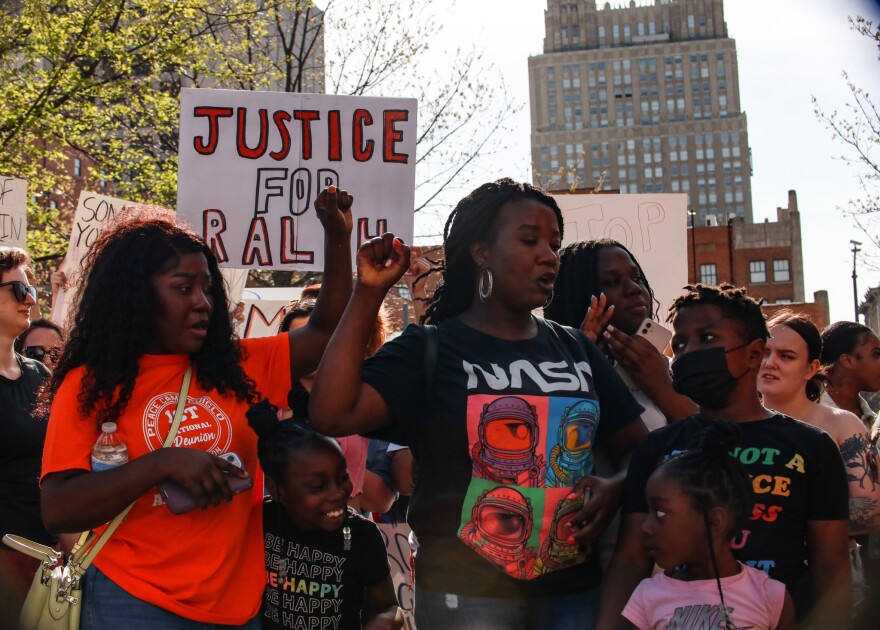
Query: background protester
0 247 52 615
310 178 647 630
820 321 880 435
38 188 352 629
15 318 64 370
598 284 851 629
545 238 697 429
759 312 880 611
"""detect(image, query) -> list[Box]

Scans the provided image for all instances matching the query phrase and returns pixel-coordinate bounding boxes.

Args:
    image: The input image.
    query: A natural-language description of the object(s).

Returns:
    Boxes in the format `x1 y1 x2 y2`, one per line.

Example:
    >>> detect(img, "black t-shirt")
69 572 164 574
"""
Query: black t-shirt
262 501 390 630
0 354 51 545
622 413 848 617
361 317 644 597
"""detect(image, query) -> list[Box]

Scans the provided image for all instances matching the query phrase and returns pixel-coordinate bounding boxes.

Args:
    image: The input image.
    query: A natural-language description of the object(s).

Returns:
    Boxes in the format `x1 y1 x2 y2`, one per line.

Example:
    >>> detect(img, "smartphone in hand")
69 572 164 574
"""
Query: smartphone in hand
634 318 672 353
158 452 253 515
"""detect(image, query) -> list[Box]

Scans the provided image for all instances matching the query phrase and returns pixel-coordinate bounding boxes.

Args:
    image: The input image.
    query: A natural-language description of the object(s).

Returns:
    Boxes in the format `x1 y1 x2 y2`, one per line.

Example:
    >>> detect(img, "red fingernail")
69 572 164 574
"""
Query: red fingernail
393 237 402 248
566 536 576 544
327 185 336 194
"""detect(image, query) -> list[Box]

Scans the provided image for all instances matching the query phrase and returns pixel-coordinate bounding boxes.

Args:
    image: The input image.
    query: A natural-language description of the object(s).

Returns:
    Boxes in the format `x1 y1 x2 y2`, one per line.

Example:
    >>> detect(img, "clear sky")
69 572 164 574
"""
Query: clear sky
409 0 880 325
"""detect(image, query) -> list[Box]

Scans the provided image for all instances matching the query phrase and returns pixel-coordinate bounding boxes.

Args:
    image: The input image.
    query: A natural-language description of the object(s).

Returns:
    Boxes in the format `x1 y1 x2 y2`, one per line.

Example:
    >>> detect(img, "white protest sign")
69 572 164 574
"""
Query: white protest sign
376 522 415 628
0 176 27 248
234 287 303 338
553 193 688 321
52 191 141 325
221 268 249 306
177 88 417 270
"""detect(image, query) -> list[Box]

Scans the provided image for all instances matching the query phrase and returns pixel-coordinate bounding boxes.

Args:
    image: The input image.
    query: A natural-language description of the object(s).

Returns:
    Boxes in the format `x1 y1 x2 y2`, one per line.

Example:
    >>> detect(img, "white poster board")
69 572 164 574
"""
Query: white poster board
177 88 417 270
376 522 415 629
553 193 688 321
234 287 304 339
0 175 27 248
52 191 141 325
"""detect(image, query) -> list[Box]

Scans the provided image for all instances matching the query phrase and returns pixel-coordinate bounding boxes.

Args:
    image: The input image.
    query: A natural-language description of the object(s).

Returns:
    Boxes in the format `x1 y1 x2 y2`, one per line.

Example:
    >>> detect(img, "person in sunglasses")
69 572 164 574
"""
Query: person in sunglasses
15 319 64 370
0 246 53 613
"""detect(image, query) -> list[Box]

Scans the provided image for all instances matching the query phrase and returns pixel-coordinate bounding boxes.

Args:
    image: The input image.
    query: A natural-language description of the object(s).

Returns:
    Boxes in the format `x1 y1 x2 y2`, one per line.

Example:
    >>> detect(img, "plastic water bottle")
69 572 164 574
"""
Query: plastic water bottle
91 422 129 471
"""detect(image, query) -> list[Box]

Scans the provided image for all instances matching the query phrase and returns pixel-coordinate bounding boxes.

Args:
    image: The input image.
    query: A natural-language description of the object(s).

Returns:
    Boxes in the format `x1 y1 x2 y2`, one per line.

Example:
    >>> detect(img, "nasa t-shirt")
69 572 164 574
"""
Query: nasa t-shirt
362 317 643 597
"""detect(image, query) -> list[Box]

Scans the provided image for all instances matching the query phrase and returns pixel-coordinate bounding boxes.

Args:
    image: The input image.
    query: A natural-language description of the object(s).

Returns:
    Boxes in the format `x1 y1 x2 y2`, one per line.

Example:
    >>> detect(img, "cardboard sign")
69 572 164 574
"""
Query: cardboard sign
52 191 141 325
0 176 27 248
177 89 417 270
553 193 688 321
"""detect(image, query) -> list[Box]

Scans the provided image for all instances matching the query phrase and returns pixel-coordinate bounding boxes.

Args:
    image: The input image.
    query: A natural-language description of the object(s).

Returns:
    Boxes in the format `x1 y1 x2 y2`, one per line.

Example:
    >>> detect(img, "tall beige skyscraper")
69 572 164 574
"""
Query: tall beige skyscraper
529 0 753 222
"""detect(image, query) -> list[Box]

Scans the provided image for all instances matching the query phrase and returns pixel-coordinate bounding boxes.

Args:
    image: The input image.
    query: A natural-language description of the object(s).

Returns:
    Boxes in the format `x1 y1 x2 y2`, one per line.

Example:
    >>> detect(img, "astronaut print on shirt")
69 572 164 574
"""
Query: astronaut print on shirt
458 394 594 579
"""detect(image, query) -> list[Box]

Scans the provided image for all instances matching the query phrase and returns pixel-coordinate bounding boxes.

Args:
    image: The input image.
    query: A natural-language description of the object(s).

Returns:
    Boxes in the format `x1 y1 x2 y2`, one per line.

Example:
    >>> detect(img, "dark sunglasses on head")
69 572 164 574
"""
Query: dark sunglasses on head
0 280 37 303
23 345 61 363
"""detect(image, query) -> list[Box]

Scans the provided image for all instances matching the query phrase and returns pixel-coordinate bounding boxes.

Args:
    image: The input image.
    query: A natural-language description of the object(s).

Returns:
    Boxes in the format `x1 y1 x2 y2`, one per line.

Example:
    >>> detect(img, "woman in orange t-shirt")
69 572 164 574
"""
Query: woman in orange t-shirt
39 188 353 629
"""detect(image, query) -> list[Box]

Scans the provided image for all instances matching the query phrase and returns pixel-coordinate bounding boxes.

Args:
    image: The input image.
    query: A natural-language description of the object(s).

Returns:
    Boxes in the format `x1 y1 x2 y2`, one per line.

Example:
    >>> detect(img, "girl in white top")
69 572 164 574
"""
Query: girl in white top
623 420 795 630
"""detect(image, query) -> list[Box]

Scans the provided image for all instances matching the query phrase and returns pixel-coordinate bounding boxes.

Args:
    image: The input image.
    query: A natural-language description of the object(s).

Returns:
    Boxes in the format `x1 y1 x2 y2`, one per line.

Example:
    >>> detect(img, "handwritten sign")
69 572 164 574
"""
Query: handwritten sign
177 88 417 270
376 522 415 628
0 176 27 248
553 193 688 321
52 191 141 324
233 287 304 338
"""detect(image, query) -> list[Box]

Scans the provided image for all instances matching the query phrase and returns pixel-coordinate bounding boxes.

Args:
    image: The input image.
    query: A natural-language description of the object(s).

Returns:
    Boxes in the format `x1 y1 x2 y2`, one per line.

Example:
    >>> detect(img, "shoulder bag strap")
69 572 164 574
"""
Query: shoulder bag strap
423 324 438 404
72 365 193 571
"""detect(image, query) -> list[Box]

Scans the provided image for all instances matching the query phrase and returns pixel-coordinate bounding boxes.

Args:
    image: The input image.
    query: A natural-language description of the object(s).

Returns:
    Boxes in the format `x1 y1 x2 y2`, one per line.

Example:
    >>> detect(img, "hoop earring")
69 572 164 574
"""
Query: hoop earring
478 268 494 302
544 289 554 309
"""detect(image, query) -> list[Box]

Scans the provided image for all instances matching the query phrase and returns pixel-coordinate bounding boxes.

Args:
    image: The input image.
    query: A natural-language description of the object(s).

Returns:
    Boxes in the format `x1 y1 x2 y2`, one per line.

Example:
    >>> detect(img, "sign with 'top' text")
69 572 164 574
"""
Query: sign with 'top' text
177 88 417 270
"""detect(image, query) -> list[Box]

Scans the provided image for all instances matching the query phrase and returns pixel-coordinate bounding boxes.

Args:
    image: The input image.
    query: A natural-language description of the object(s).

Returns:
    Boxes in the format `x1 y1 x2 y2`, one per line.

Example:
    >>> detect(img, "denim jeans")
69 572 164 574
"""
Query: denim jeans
414 583 600 630
81 566 260 630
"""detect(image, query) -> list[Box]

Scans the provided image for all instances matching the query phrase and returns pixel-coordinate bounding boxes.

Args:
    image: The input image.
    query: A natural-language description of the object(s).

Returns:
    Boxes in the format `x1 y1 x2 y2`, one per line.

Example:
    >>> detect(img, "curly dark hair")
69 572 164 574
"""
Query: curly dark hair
41 207 257 427
668 283 768 342
424 178 564 324
544 238 658 329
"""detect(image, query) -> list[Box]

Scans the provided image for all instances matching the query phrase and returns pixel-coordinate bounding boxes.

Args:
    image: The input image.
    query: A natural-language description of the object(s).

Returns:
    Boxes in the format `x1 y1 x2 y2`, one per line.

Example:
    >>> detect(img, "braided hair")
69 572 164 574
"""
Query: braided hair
247 399 341 483
656 420 752 630
669 283 768 342
544 238 658 329
424 178 564 324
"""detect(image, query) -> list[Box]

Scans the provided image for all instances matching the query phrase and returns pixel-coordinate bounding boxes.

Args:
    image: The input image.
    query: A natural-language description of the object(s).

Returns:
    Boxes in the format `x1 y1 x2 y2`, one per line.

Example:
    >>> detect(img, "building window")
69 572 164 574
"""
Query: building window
749 261 767 284
774 299 793 305
773 259 791 283
74 158 82 178
700 263 717 285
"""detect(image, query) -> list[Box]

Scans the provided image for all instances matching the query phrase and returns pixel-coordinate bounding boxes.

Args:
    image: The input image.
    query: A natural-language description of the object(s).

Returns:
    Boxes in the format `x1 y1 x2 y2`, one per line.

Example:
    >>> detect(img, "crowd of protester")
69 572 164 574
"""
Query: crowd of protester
0 180 878 630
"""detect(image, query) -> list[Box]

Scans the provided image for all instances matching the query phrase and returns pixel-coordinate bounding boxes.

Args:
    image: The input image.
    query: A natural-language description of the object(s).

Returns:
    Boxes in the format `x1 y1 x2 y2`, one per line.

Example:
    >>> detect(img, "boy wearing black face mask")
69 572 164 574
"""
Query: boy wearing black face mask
596 283 851 630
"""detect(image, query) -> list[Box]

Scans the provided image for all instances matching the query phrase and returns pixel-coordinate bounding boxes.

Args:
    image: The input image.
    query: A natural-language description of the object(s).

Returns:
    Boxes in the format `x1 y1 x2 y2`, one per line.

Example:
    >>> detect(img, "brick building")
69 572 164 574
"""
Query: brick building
686 189 829 327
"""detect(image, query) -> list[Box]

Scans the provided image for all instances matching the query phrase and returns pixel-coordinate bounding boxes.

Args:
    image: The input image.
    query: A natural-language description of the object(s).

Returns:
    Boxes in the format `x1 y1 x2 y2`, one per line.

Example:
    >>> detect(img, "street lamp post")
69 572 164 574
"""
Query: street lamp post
851 240 862 322
688 210 697 283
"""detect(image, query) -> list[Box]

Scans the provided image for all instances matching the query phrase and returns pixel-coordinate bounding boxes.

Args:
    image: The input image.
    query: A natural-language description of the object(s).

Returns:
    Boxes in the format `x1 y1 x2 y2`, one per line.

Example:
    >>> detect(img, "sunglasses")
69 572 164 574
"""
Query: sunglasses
0 280 37 303
23 345 61 363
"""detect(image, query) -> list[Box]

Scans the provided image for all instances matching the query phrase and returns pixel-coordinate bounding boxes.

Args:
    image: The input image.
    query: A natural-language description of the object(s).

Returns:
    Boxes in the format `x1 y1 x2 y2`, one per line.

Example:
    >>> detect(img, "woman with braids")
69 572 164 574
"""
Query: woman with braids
598 283 851 630
309 178 647 629
545 239 696 429
623 421 795 630
38 188 353 629
758 312 880 610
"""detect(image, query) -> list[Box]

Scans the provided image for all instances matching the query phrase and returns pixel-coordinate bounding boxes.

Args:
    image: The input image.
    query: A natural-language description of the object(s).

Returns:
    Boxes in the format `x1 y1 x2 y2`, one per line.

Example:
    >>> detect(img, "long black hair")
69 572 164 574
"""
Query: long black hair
41 207 257 427
656 420 752 630
544 238 657 328
423 178 564 324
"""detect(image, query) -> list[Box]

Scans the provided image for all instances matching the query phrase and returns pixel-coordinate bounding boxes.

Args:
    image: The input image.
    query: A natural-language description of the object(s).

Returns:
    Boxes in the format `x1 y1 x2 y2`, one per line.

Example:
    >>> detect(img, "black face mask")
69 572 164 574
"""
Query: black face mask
671 344 751 409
